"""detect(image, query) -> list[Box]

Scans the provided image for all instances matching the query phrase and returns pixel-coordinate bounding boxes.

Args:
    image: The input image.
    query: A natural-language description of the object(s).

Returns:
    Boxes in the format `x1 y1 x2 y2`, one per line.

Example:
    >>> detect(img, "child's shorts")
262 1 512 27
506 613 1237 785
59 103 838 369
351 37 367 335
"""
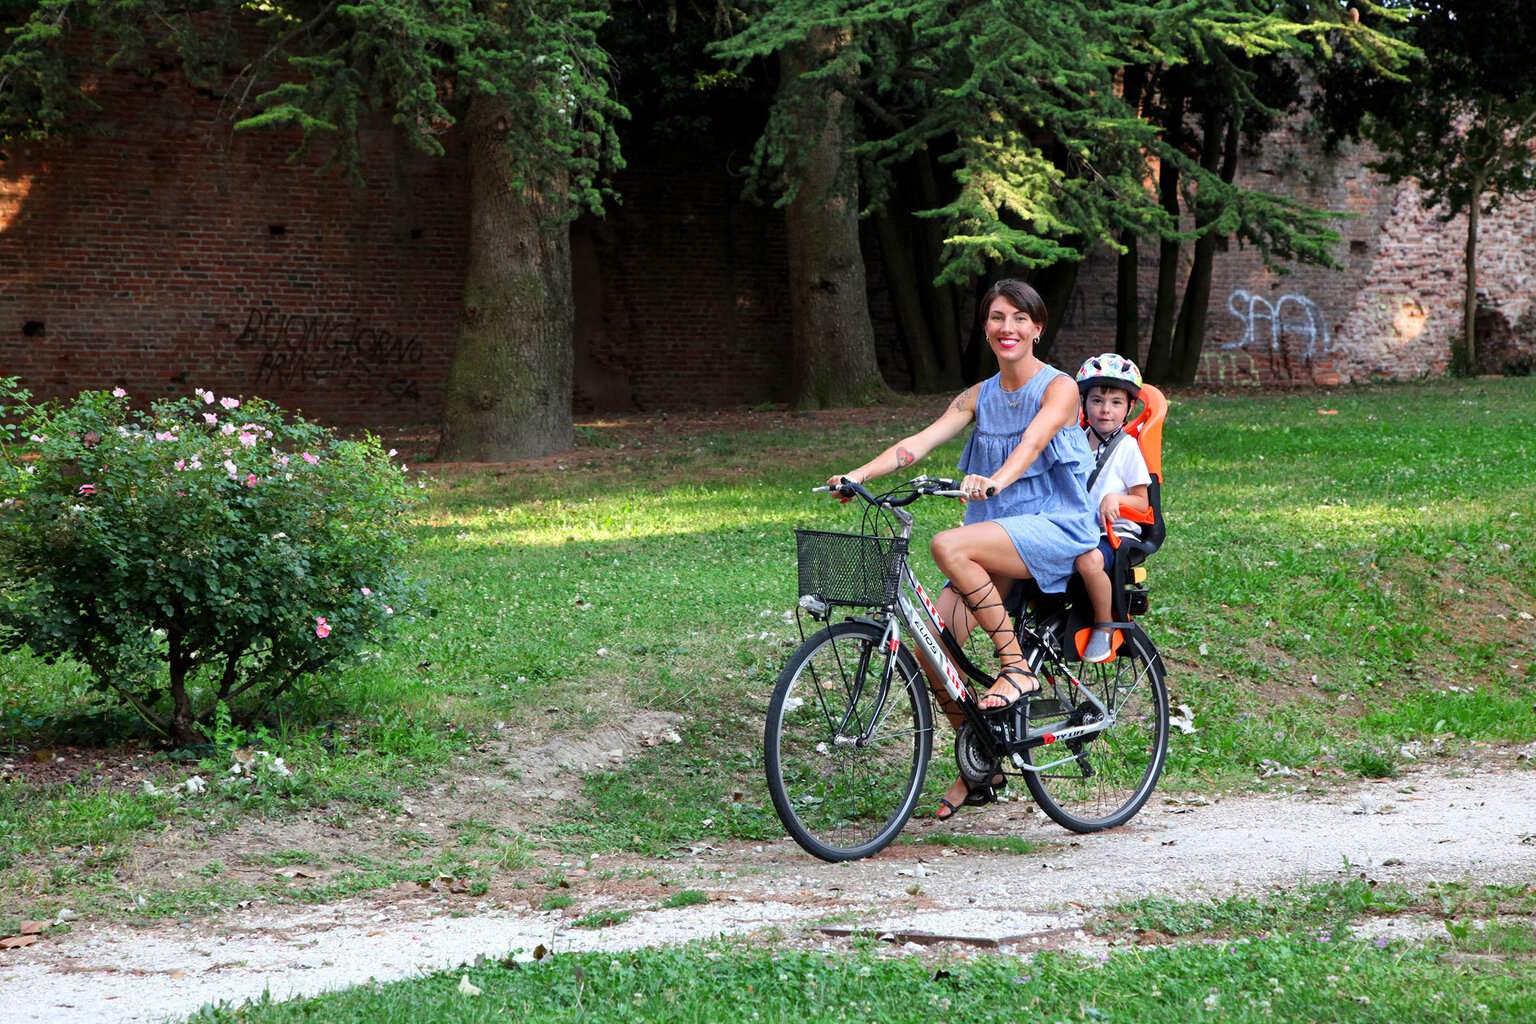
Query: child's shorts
1097 536 1116 572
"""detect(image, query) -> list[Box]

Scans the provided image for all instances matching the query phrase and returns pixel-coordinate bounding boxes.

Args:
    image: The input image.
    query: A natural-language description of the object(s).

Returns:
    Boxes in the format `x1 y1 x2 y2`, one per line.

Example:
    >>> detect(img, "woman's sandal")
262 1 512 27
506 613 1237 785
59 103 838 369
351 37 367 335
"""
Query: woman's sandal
935 775 1007 821
978 662 1041 716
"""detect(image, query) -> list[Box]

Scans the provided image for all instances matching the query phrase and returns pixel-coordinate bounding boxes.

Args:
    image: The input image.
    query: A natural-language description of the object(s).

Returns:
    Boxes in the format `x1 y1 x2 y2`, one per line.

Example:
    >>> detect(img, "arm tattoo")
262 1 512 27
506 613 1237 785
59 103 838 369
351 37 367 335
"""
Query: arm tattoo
951 387 970 412
896 446 916 469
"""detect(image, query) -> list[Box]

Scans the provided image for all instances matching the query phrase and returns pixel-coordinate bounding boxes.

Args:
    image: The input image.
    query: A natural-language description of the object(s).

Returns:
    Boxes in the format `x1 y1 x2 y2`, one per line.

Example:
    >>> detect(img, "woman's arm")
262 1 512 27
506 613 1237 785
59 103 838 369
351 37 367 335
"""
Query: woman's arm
832 386 976 486
969 375 1081 492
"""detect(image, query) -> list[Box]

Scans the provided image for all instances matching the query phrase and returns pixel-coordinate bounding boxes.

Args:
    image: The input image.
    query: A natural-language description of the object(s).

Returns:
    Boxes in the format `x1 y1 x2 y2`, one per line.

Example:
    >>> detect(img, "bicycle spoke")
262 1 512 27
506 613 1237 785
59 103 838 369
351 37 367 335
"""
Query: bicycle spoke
765 622 931 861
1021 631 1169 832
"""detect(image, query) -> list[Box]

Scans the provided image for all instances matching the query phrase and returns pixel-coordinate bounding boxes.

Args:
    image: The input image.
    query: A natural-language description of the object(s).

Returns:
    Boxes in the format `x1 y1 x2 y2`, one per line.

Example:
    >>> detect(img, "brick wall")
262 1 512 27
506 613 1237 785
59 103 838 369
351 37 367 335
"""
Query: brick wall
1 59 467 426
6 58 1532 429
571 144 794 413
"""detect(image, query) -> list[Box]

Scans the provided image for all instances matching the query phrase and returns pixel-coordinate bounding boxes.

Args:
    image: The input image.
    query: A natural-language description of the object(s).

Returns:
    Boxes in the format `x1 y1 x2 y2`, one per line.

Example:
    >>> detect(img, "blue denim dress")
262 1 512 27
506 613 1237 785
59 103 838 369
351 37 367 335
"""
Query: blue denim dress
956 367 1099 593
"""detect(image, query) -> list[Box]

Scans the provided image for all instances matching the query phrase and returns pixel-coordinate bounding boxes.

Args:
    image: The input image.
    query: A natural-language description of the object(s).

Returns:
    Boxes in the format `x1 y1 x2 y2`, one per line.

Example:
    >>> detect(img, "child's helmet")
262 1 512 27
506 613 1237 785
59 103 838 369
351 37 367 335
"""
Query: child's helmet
1076 353 1142 399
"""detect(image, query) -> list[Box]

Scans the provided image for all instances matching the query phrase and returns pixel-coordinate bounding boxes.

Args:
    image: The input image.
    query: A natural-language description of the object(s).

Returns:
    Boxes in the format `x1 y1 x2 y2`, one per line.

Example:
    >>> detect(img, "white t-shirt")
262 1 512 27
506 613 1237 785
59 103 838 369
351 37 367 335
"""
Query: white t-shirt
1086 432 1152 538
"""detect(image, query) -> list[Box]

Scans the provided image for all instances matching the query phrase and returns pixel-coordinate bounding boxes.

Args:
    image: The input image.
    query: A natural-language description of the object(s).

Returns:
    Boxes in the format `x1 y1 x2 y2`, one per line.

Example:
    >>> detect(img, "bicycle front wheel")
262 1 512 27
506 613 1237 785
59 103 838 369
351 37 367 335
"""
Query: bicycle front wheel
1021 628 1169 832
764 620 933 862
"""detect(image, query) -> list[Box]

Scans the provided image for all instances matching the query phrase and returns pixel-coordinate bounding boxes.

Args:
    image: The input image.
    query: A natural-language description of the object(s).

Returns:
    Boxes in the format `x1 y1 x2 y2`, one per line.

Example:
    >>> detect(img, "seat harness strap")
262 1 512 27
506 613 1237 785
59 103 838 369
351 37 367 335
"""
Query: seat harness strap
1085 427 1126 493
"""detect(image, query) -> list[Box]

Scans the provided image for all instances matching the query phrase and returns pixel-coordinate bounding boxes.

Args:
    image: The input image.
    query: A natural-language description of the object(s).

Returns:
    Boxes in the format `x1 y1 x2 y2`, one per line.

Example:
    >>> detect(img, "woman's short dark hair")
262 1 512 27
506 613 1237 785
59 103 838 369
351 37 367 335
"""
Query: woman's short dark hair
980 278 1048 331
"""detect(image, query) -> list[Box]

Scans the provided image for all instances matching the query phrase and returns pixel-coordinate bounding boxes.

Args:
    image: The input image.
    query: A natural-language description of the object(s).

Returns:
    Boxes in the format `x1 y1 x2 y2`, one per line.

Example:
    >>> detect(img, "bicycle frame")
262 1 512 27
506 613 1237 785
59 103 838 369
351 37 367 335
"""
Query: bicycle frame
861 504 1116 775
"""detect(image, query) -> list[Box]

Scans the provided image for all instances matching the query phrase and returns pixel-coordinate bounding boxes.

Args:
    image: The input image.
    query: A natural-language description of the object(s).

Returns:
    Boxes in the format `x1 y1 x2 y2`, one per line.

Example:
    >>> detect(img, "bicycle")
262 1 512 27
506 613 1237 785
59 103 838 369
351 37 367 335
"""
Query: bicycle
763 474 1170 862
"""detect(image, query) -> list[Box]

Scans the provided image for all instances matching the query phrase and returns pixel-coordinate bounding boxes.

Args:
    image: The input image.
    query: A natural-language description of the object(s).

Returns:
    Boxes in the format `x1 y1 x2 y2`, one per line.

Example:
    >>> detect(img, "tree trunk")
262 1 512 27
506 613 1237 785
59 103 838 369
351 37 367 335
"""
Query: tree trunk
874 212 942 392
1462 194 1482 375
914 152 963 389
1115 66 1145 362
438 94 574 460
168 628 197 745
1030 255 1082 363
1115 228 1140 361
1173 107 1236 384
781 31 890 409
1143 93 1184 382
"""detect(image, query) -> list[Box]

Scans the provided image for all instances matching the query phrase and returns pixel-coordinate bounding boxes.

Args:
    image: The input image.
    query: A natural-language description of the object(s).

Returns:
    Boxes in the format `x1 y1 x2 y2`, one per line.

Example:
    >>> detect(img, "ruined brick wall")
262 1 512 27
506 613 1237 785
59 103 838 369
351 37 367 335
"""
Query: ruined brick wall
0 59 467 425
2 58 802 425
1049 119 1529 387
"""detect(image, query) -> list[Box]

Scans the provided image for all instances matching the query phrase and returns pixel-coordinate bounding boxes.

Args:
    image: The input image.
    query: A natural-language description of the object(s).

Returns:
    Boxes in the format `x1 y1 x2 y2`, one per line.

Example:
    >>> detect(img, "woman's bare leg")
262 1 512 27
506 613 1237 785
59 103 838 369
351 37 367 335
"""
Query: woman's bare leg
922 526 1031 819
931 522 1039 709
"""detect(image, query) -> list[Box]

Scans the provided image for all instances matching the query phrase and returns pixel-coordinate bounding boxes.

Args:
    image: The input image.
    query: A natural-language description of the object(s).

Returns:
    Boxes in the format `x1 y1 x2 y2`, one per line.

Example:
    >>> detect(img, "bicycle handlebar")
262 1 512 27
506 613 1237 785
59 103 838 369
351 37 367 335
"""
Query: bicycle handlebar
812 475 984 506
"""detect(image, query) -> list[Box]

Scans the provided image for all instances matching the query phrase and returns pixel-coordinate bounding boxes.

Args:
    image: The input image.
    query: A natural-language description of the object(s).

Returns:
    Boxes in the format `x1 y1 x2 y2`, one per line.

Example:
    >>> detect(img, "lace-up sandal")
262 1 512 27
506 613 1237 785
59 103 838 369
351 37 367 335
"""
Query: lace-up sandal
935 774 1007 821
978 661 1040 715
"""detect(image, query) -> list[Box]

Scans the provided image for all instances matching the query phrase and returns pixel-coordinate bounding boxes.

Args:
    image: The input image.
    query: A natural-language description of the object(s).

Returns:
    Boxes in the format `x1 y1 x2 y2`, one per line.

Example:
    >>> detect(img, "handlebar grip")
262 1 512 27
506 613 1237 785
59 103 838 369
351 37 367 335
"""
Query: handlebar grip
985 486 996 498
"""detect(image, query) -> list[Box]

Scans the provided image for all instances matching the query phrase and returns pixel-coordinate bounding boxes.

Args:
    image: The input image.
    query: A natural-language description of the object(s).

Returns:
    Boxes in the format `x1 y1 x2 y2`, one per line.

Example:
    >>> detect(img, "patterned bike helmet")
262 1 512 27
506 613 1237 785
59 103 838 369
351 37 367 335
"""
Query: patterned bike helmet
1076 353 1142 399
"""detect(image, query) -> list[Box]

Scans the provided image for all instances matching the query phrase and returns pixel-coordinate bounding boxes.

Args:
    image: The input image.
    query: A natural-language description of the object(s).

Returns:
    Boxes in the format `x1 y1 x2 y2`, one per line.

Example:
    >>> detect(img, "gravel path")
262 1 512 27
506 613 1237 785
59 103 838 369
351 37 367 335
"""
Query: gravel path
4 762 1533 1024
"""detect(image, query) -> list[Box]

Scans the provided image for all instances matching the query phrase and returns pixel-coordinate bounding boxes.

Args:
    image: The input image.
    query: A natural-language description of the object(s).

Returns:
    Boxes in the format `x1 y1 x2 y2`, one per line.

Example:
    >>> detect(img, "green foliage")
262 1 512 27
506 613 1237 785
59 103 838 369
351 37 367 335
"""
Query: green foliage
0 1 624 211
716 2 1411 282
0 383 421 742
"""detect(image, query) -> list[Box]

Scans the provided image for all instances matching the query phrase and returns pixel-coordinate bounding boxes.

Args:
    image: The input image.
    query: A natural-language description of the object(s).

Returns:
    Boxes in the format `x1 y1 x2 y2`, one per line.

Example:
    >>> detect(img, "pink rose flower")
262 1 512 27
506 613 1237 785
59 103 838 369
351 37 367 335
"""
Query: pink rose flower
203 412 218 425
315 616 330 638
302 452 319 464
111 387 127 398
220 397 240 409
360 587 372 596
174 459 186 471
238 432 257 447
78 483 96 495
245 475 257 488
155 431 177 442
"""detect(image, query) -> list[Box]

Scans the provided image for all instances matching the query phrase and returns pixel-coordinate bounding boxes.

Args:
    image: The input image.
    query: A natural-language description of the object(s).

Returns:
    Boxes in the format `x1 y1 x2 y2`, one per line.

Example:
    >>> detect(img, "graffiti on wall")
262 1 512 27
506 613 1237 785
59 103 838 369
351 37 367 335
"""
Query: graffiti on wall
1198 350 1263 386
231 308 424 403
1222 289 1331 381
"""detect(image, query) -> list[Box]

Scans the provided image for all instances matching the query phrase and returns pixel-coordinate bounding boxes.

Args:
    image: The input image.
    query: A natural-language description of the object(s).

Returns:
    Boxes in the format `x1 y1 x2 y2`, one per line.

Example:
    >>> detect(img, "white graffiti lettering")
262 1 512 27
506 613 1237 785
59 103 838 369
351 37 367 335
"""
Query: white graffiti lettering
1224 290 1331 361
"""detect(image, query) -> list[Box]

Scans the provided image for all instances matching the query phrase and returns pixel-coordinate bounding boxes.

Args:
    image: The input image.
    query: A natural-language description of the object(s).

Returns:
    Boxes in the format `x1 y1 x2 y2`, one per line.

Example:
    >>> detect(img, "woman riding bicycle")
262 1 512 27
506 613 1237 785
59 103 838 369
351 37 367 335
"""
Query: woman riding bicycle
828 278 1100 821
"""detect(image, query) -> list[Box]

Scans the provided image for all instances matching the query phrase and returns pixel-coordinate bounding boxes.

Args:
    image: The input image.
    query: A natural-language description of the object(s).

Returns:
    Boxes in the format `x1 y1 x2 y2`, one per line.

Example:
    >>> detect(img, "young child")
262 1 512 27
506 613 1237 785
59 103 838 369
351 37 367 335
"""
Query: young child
1072 354 1152 662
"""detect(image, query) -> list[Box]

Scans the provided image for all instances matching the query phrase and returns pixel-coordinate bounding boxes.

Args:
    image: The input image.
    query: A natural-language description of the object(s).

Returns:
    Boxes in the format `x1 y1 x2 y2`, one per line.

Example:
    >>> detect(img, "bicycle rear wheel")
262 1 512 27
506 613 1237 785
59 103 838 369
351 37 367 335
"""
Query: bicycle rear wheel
765 620 932 862
1021 628 1168 832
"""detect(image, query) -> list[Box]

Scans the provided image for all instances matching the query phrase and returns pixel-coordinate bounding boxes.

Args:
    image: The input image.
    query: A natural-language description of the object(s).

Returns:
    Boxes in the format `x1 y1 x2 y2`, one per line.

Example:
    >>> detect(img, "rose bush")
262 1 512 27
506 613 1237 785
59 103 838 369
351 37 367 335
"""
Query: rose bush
0 380 421 743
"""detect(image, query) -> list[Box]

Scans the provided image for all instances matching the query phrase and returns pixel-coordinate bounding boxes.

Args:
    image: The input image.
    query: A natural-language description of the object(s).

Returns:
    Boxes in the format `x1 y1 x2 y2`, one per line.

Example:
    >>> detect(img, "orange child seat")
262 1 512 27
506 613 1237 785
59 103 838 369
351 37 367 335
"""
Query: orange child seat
1071 383 1167 660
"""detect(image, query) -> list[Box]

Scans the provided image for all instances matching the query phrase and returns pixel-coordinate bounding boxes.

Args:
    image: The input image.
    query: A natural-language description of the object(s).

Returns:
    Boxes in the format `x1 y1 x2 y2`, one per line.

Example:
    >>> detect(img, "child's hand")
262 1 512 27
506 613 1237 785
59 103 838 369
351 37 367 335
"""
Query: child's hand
1099 493 1124 521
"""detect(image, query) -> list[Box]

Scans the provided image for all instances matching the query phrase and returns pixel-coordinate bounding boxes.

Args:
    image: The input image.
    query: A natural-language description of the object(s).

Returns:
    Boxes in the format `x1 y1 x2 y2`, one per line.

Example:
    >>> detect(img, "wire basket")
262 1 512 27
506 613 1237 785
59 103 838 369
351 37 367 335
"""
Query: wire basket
794 529 910 608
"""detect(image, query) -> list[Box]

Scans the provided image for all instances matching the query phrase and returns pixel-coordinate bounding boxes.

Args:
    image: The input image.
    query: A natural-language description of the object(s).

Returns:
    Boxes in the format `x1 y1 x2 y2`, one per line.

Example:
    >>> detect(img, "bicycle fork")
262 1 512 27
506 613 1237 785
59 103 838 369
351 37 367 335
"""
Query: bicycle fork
827 623 901 749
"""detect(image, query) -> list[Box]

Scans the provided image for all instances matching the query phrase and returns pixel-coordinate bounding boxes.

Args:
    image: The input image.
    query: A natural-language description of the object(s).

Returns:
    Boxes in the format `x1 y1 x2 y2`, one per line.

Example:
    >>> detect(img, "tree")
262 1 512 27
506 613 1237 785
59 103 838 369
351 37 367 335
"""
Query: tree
0 0 623 460
718 2 1409 392
1125 3 1415 384
716 10 893 408
1327 0 1536 374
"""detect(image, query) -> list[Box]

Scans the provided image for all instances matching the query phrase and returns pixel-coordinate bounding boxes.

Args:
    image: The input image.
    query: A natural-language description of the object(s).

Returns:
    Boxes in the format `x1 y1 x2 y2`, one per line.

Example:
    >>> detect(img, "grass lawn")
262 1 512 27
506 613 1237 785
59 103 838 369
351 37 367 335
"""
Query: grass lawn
178 880 1536 1022
2 377 1534 920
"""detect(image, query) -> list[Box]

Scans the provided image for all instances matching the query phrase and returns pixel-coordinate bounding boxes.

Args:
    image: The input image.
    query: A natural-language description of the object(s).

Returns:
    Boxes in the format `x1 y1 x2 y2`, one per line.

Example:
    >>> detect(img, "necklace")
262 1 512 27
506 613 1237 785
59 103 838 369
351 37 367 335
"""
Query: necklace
999 380 1026 408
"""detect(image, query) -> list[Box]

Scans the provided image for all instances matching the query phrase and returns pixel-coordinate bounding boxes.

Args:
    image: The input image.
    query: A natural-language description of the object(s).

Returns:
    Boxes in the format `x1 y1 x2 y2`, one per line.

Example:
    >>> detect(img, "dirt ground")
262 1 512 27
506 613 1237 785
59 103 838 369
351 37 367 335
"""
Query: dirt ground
4 728 1535 1024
